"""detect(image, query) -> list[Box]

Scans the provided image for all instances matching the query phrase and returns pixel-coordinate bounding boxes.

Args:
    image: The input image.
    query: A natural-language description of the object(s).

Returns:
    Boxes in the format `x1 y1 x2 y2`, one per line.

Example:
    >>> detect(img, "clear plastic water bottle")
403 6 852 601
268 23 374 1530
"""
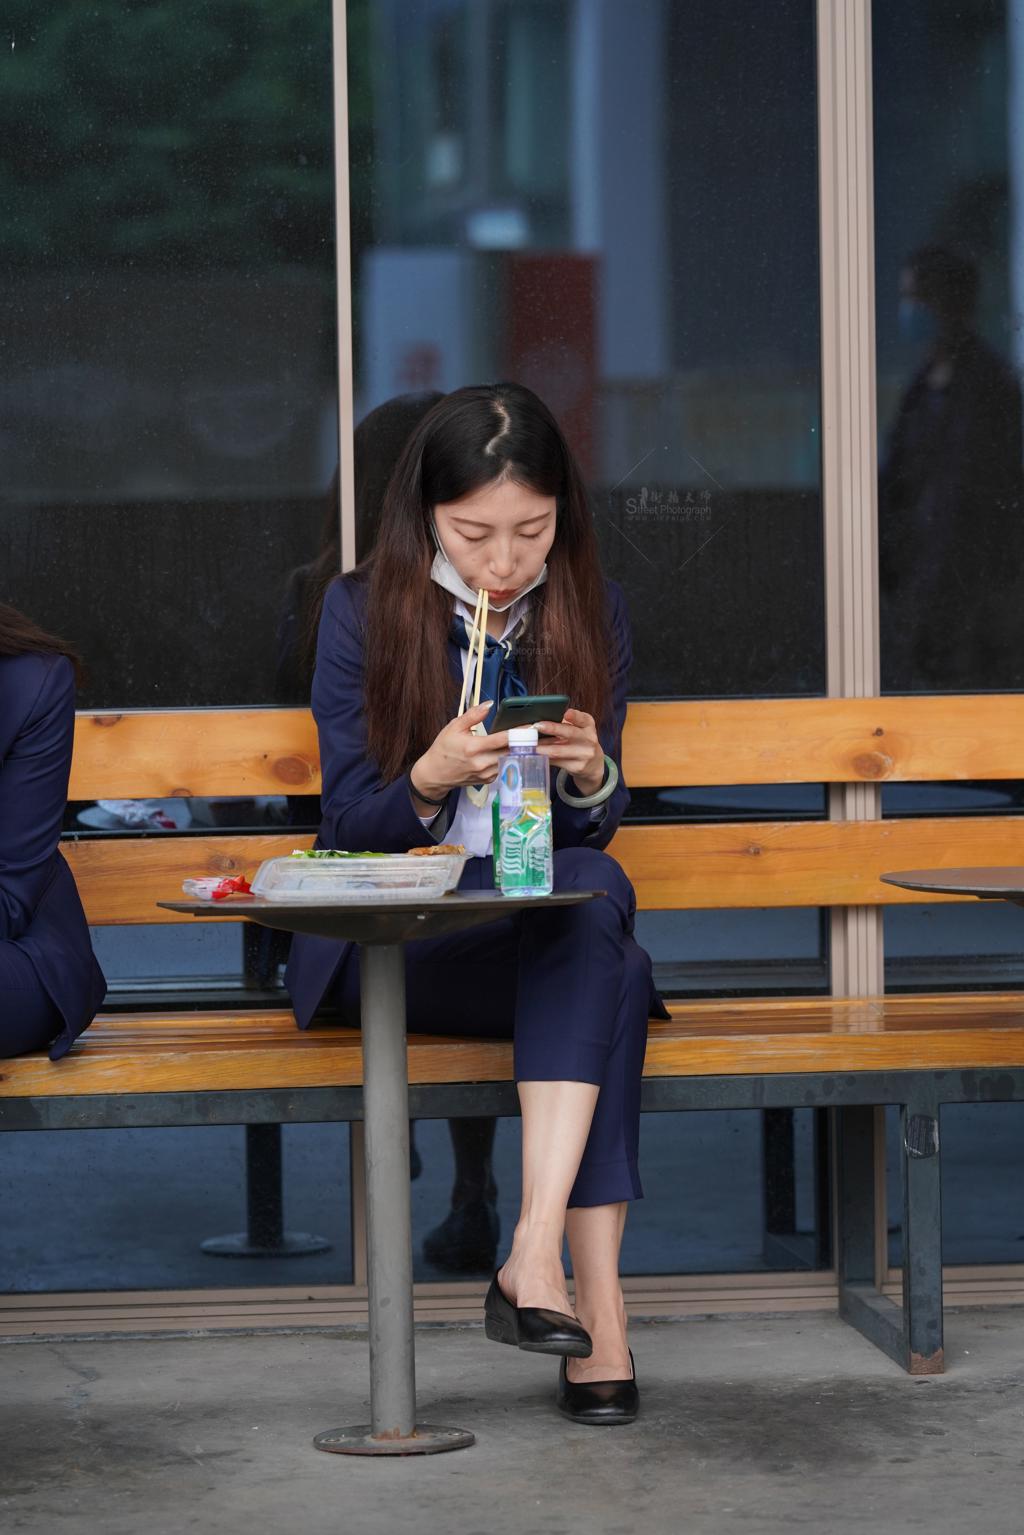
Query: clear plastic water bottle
495 725 553 898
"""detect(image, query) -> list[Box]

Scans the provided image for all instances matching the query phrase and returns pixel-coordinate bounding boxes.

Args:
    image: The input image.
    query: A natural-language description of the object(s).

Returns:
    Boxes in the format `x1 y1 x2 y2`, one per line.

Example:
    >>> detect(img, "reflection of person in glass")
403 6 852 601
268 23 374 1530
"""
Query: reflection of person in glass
286 383 669 1422
879 244 1024 689
0 605 107 1059
274 392 445 709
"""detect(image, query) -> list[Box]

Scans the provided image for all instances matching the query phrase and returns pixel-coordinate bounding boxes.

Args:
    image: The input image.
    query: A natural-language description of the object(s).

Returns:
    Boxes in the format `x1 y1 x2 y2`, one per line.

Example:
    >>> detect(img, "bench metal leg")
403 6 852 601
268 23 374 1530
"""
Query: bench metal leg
314 942 474 1456
835 1098 944 1375
201 1124 331 1258
900 1099 944 1372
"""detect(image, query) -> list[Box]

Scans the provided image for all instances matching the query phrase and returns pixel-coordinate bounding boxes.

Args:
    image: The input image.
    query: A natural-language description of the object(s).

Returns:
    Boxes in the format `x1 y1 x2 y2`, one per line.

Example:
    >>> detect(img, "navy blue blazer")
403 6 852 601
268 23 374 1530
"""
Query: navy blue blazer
285 572 651 1029
1 653 107 1058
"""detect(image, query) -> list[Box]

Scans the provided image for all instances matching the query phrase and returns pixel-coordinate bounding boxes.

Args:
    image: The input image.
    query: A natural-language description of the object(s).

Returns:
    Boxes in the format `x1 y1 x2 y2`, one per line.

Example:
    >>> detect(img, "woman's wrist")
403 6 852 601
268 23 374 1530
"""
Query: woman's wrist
556 754 618 809
408 757 450 810
567 753 607 797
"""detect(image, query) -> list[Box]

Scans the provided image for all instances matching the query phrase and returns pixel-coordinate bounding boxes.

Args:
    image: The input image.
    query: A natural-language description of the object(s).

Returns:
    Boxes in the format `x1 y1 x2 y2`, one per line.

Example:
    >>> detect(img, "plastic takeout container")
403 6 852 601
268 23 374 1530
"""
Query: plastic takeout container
249 852 469 903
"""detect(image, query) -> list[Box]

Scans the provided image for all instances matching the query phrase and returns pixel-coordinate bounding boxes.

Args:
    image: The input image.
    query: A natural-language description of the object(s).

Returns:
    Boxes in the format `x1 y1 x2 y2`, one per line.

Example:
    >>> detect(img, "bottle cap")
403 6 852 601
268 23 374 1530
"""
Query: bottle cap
507 725 539 746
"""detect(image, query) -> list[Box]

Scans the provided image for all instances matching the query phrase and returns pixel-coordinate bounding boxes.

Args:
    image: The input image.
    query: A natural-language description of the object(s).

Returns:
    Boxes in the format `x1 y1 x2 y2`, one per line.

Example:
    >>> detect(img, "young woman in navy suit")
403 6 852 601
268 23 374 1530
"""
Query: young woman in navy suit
286 382 670 1424
0 605 107 1060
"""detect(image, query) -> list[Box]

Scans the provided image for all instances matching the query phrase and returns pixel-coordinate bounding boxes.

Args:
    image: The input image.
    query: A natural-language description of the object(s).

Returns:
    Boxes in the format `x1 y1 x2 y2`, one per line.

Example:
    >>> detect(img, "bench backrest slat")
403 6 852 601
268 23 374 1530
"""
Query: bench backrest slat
71 709 319 800
65 817 1024 923
71 696 1024 798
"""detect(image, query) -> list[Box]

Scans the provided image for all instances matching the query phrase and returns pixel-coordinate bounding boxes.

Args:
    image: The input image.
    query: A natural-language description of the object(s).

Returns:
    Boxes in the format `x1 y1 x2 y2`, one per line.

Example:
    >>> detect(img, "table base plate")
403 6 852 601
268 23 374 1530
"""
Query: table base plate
313 1423 475 1456
200 1231 331 1258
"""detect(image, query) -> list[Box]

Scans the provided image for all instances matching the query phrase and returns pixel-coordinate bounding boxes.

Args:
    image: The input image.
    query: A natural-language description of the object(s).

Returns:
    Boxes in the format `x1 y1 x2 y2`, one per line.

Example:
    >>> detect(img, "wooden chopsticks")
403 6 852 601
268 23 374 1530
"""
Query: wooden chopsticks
456 588 491 807
457 587 489 720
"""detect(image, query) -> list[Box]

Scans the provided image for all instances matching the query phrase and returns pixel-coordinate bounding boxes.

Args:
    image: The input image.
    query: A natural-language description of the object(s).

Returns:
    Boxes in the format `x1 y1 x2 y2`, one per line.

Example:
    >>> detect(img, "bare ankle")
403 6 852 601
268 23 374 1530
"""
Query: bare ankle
509 1220 563 1263
513 1213 563 1240
575 1295 627 1334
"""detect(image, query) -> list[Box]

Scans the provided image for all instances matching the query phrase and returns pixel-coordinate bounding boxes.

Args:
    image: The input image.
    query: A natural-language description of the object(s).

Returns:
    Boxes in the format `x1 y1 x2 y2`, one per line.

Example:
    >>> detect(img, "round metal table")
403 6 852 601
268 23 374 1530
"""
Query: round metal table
879 867 1024 908
159 887 603 1456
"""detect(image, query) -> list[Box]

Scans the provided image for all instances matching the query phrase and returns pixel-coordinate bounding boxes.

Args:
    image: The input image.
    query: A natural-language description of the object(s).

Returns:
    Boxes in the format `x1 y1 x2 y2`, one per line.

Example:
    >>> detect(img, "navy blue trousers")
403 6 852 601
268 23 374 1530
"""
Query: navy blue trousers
332 846 655 1208
0 941 63 1058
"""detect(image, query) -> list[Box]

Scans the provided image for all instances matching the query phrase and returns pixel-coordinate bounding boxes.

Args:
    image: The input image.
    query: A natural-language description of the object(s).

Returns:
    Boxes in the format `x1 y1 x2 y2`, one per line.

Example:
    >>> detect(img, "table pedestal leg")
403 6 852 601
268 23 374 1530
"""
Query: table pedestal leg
314 942 475 1457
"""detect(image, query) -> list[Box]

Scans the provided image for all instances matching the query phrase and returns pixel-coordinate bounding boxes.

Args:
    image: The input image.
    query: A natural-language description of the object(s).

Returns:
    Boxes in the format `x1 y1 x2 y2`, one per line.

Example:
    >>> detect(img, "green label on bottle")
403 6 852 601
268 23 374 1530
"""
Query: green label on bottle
492 795 502 888
499 805 552 893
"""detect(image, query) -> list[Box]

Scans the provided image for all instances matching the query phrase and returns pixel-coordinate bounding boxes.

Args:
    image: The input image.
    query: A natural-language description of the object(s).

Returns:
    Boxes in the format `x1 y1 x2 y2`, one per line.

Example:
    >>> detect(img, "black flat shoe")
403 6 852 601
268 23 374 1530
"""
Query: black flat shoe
483 1271 593 1358
423 1199 499 1273
556 1350 639 1425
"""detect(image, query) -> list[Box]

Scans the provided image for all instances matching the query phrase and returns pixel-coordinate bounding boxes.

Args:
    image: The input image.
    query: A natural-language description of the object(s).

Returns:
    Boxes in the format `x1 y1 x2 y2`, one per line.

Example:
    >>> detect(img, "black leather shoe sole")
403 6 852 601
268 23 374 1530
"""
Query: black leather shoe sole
556 1350 639 1424
483 1273 593 1358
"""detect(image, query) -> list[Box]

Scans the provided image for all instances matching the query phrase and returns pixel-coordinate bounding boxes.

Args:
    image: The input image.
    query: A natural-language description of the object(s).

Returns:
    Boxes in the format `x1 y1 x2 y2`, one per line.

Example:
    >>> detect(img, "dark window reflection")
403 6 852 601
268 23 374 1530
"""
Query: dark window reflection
874 0 1024 693
0 3 338 708
638 909 828 1000
410 1109 830 1281
624 784 829 999
625 1107 829 1275
350 0 824 696
882 781 1024 991
886 1102 1024 1269
1 1124 354 1292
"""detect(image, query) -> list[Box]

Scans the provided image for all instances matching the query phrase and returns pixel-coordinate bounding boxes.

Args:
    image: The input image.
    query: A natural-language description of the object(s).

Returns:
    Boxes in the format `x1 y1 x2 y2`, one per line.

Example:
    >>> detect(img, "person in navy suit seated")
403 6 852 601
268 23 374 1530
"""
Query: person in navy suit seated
286 382 670 1423
0 605 107 1060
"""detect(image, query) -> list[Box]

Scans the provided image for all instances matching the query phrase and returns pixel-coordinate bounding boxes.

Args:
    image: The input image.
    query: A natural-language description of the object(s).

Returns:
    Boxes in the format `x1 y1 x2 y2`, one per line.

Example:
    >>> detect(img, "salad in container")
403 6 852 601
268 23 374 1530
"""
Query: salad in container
246 845 470 903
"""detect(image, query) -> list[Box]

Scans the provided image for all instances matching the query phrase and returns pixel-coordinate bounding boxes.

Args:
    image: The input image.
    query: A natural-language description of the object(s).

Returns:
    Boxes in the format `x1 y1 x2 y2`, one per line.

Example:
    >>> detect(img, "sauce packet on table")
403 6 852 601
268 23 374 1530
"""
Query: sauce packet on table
182 875 252 901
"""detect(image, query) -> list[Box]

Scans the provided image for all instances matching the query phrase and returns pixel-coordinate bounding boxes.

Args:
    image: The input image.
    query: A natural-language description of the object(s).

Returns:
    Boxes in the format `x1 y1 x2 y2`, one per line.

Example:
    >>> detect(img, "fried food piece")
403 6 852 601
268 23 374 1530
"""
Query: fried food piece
406 843 467 856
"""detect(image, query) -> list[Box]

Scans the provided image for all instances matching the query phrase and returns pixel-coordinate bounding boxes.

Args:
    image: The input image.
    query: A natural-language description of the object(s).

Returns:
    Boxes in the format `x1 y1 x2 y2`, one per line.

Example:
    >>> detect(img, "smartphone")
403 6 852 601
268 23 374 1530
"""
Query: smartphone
488 694 570 734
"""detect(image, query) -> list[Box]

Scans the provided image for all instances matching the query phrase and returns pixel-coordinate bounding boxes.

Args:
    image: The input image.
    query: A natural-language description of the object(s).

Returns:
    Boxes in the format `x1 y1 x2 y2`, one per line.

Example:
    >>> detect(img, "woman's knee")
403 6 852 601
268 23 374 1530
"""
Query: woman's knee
553 846 636 914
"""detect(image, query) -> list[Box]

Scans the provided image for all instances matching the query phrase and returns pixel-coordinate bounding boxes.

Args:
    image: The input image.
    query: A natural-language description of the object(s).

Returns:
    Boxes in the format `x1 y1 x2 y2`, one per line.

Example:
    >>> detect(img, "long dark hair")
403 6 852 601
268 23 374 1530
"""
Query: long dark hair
359 381 612 782
0 603 83 685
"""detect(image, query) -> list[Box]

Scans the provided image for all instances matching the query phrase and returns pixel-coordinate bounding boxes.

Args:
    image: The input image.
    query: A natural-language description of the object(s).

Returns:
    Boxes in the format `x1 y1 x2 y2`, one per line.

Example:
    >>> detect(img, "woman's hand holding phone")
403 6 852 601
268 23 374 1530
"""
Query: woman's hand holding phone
534 708 606 795
409 700 510 807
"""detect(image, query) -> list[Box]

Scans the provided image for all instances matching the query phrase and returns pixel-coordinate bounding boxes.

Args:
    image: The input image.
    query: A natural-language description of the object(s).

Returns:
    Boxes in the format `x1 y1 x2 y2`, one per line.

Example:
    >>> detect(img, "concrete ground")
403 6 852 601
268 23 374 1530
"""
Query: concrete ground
3 1308 1024 1535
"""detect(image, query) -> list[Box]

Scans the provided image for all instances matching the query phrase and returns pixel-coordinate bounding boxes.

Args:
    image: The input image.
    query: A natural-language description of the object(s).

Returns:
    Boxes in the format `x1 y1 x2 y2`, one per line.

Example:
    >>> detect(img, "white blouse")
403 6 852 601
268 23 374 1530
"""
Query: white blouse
416 593 605 854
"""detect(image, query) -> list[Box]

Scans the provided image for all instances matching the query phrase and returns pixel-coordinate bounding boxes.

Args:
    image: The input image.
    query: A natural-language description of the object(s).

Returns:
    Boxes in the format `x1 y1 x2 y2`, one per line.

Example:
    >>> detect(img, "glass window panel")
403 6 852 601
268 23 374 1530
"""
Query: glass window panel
873 0 1024 693
874 0 1024 1277
638 909 828 998
885 1103 1024 1269
1 1125 353 1292
625 1108 827 1275
91 922 243 991
939 1104 1024 1265
883 901 1024 991
6 2 832 1303
350 0 824 696
883 776 1024 989
411 1109 829 1280
353 2 826 1296
0 5 341 1300
349 0 827 1019
0 3 339 708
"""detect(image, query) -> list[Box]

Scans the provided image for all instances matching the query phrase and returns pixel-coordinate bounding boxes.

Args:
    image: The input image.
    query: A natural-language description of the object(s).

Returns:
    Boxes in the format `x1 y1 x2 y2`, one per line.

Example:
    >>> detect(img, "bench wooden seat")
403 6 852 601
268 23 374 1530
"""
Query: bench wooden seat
5 994 1024 1098
8 694 1024 1373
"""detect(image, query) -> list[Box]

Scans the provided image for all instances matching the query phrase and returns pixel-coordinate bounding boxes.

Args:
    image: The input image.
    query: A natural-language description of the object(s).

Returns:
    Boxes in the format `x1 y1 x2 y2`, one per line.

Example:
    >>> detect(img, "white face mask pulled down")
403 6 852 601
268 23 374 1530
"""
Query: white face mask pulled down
427 518 549 611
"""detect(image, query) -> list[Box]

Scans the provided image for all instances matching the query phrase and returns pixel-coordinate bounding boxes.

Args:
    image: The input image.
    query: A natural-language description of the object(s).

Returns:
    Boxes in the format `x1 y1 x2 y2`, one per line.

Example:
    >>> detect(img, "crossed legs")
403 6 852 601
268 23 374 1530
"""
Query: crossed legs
334 846 650 1384
497 1080 631 1381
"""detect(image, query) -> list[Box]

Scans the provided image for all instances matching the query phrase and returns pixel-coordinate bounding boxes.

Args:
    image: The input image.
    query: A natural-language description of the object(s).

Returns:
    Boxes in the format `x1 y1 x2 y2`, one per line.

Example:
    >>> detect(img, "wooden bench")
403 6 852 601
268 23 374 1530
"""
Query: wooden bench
5 696 1024 1373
